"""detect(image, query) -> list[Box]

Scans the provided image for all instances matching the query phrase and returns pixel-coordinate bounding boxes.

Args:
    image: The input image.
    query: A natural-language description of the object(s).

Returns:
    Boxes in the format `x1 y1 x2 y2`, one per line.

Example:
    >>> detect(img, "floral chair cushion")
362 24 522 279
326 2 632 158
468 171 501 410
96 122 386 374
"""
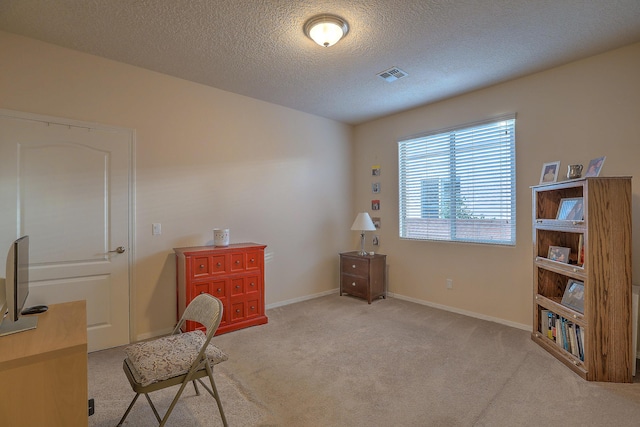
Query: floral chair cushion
125 330 228 387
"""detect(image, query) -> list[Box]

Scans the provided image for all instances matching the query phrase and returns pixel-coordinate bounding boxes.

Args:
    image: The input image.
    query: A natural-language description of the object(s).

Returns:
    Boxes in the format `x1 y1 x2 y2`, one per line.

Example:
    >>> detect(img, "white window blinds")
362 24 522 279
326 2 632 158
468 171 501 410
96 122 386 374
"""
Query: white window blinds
398 114 516 245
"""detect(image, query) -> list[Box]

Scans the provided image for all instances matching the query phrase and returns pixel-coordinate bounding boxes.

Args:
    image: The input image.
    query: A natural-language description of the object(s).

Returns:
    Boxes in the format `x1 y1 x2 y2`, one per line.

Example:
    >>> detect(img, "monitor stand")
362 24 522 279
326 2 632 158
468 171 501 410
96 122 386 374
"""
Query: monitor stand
0 316 38 337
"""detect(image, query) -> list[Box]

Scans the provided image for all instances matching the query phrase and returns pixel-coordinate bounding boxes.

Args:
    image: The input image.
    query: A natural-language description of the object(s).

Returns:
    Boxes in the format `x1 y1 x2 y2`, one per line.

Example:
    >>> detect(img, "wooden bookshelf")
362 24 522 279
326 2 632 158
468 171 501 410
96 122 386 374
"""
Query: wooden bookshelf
531 177 633 382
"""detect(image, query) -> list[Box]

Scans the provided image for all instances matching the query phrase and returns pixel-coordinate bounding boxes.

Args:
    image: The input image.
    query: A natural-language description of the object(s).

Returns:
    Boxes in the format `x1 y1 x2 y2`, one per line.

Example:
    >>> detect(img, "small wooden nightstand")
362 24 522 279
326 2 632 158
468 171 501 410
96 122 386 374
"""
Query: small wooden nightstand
339 251 387 304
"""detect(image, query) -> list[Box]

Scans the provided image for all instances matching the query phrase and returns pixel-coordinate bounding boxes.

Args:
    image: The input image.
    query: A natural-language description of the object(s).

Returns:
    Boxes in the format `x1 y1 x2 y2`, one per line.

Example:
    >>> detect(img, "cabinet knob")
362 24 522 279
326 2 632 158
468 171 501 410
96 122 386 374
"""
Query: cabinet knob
573 268 578 272
250 258 255 262
352 282 356 286
236 309 240 313
235 260 241 264
236 285 241 289
217 288 222 292
573 314 577 319
250 282 255 287
199 264 205 268
200 291 205 295
217 262 222 267
352 264 356 268
251 306 255 310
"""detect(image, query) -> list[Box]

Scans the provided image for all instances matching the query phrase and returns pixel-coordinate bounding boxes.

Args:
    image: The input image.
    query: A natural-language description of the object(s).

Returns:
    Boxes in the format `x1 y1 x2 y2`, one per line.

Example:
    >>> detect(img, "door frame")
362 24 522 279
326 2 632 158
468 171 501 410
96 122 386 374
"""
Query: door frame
0 108 136 347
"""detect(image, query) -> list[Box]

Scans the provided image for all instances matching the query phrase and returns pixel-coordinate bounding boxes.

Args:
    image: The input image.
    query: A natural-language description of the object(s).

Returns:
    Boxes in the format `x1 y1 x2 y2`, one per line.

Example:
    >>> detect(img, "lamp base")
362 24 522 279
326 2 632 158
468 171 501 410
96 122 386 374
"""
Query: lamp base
357 232 368 256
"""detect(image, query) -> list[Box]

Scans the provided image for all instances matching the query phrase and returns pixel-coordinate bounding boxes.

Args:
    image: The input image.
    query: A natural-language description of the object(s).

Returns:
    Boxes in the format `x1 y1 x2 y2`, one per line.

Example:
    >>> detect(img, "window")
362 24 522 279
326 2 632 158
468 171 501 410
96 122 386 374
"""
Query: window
398 114 516 245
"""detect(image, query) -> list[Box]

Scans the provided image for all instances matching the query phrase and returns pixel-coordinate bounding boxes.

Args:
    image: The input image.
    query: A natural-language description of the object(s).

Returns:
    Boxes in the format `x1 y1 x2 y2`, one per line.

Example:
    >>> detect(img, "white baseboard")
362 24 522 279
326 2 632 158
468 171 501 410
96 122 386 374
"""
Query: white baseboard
266 288 338 310
267 287 530 331
136 288 533 342
387 292 530 331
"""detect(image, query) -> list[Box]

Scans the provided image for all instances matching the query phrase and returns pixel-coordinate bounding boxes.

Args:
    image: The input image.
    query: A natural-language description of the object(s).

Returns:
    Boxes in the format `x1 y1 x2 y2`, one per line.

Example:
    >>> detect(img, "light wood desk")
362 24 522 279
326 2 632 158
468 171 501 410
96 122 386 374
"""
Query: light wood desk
0 300 88 427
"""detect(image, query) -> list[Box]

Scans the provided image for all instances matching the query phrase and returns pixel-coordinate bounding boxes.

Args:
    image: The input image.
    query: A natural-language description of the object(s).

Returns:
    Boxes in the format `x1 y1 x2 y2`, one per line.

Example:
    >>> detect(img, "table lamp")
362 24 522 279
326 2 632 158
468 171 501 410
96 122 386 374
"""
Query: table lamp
351 212 376 256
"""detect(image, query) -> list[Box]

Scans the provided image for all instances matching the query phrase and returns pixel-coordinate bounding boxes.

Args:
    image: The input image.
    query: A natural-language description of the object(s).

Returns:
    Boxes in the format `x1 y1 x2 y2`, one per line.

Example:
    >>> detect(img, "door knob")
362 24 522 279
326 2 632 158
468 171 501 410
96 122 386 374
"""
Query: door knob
109 246 126 254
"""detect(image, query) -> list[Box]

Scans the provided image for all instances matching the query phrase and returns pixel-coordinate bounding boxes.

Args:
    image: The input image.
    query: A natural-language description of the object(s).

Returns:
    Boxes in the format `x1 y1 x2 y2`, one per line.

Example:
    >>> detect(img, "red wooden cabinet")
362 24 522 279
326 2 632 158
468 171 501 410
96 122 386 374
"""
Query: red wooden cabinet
174 243 268 335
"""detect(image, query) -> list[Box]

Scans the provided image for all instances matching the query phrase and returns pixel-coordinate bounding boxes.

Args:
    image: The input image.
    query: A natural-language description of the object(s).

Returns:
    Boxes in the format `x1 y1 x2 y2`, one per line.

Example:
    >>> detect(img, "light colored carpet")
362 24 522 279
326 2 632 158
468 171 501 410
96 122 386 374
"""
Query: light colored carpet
88 294 640 426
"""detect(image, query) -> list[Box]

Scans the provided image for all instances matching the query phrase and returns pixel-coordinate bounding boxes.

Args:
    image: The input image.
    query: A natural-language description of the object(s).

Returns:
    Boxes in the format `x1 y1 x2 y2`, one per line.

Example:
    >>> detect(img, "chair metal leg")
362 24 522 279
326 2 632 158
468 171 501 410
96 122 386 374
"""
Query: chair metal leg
158 373 194 427
117 393 141 427
192 379 201 396
206 362 228 427
144 393 164 424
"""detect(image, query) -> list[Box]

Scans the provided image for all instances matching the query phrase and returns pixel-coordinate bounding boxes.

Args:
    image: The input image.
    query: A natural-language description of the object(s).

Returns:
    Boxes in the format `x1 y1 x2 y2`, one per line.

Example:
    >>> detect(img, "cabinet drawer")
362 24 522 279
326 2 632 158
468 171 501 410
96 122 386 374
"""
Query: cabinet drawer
230 297 262 322
341 274 367 297
230 274 261 296
246 251 261 270
341 257 369 277
230 252 245 271
190 254 226 279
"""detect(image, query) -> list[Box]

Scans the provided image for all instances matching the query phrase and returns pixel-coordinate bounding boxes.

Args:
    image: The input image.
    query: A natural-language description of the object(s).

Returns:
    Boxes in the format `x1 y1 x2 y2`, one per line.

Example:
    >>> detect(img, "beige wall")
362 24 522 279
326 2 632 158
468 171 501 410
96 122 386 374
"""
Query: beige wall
0 31 353 340
2 29 639 339
353 42 640 328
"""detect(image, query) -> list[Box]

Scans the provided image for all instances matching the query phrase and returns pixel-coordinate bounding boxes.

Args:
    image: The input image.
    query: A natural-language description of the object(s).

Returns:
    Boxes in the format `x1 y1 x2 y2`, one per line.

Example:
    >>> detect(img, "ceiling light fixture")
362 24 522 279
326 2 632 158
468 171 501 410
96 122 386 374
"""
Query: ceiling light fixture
304 14 349 47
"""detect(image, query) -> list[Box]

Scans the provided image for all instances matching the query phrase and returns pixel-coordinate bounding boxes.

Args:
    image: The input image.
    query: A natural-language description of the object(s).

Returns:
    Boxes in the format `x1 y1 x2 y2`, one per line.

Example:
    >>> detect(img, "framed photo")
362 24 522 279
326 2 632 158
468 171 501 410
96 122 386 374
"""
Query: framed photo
372 165 381 176
372 182 381 193
584 156 605 177
548 246 570 263
540 161 560 184
371 217 381 229
371 199 380 210
561 279 585 314
372 235 379 246
556 197 584 221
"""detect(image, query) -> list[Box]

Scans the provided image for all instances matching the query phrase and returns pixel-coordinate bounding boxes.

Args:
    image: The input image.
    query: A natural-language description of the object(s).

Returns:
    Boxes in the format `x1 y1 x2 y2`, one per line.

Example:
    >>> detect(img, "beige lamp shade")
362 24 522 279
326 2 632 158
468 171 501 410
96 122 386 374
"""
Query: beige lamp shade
351 212 376 231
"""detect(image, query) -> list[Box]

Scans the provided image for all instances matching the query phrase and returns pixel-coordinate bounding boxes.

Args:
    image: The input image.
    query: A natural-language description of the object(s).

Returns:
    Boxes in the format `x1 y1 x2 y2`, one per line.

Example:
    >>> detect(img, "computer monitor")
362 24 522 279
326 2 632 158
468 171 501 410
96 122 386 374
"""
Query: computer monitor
0 236 38 336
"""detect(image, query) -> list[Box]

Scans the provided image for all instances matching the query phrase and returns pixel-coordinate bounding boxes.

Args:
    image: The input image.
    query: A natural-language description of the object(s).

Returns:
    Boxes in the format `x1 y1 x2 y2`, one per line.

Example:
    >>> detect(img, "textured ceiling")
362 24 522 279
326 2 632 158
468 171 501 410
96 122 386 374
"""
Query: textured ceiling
1 1 640 124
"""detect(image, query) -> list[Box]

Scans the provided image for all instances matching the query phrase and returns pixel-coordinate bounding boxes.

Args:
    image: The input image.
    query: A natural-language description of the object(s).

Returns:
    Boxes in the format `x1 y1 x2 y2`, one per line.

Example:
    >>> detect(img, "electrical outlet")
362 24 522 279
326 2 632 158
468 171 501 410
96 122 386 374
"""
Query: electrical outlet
446 279 453 289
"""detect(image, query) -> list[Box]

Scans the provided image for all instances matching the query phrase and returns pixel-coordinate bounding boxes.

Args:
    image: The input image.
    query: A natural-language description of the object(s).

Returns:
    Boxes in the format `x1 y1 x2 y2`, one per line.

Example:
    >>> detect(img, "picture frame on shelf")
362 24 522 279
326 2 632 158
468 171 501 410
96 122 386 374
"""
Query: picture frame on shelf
556 197 584 221
584 156 605 177
577 234 584 266
540 161 560 184
548 246 570 263
561 279 585 314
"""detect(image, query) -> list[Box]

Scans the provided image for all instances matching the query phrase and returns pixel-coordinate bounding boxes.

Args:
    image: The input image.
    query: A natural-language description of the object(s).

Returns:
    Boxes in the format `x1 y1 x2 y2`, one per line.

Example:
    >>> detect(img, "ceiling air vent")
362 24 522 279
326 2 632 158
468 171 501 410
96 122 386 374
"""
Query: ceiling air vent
377 67 408 82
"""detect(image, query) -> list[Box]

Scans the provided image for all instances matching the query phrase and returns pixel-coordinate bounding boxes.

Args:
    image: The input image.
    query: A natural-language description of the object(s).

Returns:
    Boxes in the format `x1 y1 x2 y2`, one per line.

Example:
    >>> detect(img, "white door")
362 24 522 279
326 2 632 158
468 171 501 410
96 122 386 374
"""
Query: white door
0 110 132 352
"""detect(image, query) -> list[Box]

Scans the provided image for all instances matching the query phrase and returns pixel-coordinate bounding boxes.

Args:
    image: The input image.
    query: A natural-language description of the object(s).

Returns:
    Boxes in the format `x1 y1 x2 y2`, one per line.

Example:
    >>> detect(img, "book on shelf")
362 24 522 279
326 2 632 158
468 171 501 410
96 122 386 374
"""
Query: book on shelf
540 309 550 337
575 324 584 361
568 323 579 358
543 310 584 361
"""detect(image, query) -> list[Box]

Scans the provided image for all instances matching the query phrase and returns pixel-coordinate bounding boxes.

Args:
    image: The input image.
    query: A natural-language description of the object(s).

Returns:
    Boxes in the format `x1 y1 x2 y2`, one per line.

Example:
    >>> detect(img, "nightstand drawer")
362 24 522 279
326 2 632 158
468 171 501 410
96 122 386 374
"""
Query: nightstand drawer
340 256 369 277
340 275 368 298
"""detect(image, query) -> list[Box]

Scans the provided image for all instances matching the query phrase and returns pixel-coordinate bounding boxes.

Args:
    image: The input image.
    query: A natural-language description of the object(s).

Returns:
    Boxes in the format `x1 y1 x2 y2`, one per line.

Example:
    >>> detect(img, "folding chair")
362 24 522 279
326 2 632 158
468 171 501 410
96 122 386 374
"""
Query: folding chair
117 293 228 426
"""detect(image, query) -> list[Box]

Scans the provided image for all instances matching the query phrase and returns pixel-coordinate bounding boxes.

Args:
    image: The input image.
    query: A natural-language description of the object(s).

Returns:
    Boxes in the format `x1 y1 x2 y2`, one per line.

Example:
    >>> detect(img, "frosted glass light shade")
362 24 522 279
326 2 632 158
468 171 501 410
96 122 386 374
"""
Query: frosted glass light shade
304 15 349 47
351 212 376 231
